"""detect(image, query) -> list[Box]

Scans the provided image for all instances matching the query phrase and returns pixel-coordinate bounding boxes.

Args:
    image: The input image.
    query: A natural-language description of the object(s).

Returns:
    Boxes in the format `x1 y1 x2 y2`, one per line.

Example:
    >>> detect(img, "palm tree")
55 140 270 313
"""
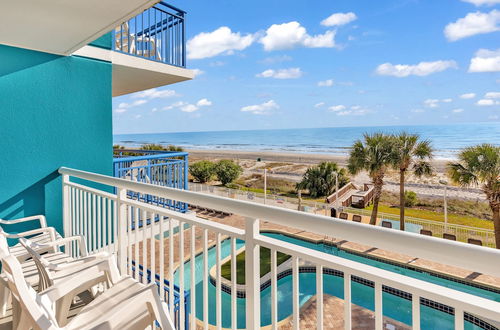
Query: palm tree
448 144 500 248
391 133 433 231
296 162 349 198
348 133 394 225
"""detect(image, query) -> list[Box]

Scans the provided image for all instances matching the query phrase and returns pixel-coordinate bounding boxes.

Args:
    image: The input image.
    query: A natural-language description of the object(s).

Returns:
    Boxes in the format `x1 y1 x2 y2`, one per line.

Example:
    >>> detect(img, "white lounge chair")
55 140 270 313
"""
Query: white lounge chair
115 22 161 60
2 254 175 330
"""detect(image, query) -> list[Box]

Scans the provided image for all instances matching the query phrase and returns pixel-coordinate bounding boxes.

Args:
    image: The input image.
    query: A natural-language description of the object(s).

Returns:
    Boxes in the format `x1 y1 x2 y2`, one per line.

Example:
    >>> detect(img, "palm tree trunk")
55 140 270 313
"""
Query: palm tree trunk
493 206 500 249
370 182 383 225
399 169 405 231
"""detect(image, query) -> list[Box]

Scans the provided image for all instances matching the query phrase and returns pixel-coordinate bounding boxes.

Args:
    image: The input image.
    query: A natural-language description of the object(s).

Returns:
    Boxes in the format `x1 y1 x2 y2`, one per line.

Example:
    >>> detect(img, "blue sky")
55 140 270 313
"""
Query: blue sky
113 0 500 134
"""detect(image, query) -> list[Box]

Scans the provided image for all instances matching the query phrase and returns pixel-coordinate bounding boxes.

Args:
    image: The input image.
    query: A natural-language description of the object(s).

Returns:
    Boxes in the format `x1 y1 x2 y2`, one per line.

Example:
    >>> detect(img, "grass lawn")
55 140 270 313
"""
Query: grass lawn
221 247 290 284
366 204 494 230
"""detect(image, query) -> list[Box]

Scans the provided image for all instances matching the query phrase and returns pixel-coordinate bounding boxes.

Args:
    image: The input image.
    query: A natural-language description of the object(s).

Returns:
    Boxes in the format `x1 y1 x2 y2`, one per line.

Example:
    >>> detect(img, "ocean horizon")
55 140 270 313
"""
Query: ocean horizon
114 122 500 160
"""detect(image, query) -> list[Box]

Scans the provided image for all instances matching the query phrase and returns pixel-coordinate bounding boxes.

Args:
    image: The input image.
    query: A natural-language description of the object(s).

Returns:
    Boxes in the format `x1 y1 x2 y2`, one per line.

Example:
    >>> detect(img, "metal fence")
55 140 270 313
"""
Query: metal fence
113 1 186 67
189 183 496 248
114 151 189 212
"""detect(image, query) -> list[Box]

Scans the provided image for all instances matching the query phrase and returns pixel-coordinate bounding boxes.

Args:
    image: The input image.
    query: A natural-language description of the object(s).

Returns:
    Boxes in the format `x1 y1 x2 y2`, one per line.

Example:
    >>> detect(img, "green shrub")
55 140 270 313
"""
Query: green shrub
404 190 418 207
214 160 243 186
189 160 215 183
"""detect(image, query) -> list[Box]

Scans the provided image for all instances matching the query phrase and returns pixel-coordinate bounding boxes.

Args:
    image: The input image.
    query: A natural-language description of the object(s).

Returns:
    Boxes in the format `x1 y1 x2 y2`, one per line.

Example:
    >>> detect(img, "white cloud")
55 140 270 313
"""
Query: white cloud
114 99 147 113
210 61 225 67
329 105 346 112
476 99 500 105
469 48 500 72
442 98 453 103
350 105 362 110
192 69 205 77
462 0 500 6
132 88 178 99
187 27 255 59
375 60 457 77
460 93 476 99
452 108 465 113
241 100 279 115
411 109 425 113
314 102 325 108
114 108 127 114
336 108 370 116
318 79 334 87
260 55 293 64
180 104 199 113
485 91 500 98
256 67 303 79
196 98 213 107
134 114 142 119
444 10 500 41
321 12 357 27
260 22 335 51
489 115 499 119
151 107 158 113
424 99 440 108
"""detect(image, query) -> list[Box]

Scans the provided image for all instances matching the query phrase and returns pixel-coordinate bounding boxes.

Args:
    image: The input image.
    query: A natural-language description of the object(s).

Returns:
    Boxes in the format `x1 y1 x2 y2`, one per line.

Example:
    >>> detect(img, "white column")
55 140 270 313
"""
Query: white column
245 217 260 329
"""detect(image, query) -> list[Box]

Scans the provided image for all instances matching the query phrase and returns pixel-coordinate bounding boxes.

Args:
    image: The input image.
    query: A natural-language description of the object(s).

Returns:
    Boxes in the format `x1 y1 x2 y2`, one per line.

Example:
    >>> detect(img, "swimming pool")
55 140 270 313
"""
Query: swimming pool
173 231 499 329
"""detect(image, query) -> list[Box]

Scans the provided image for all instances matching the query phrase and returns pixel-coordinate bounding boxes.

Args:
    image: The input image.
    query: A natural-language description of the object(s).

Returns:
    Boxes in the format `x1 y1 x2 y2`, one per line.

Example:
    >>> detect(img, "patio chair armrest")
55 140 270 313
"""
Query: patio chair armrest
0 215 47 227
40 256 122 303
2 227 56 240
50 251 110 273
28 235 88 258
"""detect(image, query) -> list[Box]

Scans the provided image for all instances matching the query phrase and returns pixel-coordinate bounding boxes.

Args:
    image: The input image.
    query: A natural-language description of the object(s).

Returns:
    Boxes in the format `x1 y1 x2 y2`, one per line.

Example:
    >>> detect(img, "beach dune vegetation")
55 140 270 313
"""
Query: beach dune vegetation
296 162 349 198
189 160 215 183
448 144 500 248
214 160 243 186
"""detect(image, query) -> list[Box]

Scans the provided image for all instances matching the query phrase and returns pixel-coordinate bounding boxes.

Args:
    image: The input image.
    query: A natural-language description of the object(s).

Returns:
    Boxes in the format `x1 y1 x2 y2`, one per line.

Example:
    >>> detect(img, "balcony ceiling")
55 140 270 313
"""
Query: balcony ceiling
0 0 159 55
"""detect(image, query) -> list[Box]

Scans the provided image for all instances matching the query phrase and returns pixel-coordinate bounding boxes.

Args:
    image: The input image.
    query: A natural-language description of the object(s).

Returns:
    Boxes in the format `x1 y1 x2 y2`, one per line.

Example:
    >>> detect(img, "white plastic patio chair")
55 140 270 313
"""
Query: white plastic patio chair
0 215 60 262
115 22 162 60
2 254 175 330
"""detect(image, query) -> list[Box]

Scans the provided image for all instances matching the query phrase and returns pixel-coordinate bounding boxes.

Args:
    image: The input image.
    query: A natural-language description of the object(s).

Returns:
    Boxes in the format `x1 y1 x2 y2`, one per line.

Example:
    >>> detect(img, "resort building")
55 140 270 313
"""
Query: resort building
0 1 499 330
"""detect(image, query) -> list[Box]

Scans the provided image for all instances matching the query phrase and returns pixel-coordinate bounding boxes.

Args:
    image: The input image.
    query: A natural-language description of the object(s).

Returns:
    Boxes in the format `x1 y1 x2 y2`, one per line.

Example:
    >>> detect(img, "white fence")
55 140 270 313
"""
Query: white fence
60 167 500 330
190 183 496 248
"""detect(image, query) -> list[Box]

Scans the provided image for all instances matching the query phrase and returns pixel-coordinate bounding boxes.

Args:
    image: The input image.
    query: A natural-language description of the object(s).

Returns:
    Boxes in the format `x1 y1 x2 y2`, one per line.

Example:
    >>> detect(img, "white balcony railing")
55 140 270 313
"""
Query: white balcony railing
59 167 500 330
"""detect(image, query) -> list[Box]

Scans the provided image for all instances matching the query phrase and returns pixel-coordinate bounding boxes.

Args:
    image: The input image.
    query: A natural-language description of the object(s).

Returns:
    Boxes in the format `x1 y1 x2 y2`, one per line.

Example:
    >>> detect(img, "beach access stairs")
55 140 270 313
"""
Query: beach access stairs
326 182 375 208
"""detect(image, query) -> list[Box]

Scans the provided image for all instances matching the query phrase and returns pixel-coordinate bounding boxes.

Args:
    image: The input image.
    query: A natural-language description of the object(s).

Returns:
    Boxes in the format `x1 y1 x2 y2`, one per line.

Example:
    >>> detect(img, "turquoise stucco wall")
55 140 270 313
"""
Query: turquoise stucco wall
0 45 112 235
89 32 113 50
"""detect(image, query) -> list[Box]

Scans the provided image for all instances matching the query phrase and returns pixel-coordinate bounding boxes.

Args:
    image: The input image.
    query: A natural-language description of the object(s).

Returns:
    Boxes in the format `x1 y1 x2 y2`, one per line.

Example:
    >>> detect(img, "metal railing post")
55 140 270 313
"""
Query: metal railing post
245 217 260 329
117 187 128 274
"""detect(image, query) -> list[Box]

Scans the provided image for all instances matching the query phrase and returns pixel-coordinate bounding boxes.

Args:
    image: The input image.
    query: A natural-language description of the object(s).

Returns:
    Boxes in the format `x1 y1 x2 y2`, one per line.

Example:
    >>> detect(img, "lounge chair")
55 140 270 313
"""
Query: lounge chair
1 254 175 330
352 215 362 222
339 212 348 220
468 238 483 246
420 229 432 236
381 221 392 228
443 233 457 241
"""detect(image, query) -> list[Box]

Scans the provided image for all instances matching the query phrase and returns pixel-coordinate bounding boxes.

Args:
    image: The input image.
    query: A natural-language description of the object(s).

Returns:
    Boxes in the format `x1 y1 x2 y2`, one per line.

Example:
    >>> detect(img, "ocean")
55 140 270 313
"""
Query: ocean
114 123 500 160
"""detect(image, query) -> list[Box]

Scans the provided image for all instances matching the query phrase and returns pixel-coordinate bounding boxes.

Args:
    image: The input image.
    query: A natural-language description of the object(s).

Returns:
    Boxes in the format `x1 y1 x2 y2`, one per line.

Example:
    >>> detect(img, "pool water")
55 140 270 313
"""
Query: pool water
173 231 499 329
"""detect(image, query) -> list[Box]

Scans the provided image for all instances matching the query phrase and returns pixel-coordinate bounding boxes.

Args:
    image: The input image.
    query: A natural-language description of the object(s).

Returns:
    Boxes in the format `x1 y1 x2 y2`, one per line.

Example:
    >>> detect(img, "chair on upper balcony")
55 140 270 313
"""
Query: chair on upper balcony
115 22 162 61
1 252 175 330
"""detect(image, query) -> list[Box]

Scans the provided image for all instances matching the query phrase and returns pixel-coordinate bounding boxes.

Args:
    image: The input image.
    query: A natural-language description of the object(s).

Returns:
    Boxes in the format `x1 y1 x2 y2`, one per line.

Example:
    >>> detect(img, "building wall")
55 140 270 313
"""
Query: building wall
0 45 112 235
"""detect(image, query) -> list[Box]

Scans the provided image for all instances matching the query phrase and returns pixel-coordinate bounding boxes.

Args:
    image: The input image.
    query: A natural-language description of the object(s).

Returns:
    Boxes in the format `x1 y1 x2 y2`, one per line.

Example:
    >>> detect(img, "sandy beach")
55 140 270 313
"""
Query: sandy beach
187 148 486 201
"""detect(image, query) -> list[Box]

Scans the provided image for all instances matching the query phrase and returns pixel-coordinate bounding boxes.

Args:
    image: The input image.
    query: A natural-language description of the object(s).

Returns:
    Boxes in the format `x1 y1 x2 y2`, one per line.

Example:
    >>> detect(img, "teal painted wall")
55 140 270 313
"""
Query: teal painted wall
0 45 112 235
90 32 113 50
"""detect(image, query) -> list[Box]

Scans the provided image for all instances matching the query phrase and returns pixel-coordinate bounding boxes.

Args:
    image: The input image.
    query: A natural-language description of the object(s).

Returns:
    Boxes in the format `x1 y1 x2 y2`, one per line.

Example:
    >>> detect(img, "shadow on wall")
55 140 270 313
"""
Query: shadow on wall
0 45 60 78
0 171 59 233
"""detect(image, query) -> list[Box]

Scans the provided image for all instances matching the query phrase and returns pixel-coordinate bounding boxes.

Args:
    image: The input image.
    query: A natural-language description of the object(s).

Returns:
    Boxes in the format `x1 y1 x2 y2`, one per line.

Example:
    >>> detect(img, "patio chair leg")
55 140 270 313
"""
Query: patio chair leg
0 283 10 317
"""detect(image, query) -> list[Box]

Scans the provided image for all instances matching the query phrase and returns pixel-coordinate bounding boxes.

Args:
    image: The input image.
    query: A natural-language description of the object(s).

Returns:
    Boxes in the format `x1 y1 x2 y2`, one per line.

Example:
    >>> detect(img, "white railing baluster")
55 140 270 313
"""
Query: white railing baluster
245 217 260 330
116 187 127 275
203 228 209 330
62 174 71 247
78 189 83 258
374 282 383 330
216 232 221 330
150 212 156 286
455 307 464 330
292 255 299 330
160 216 165 302
142 209 148 284
169 218 174 321
344 272 351 330
412 293 420 330
179 221 185 330
190 224 196 330
85 192 90 252
231 237 237 330
112 199 117 254
126 205 132 276
92 194 96 252
134 207 140 278
316 264 323 330
271 249 277 330
97 196 102 251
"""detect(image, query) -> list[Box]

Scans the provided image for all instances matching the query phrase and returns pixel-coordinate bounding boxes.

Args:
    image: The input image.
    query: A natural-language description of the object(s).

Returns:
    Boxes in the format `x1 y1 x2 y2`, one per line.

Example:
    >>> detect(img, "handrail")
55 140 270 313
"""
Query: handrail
113 151 188 163
59 166 500 278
